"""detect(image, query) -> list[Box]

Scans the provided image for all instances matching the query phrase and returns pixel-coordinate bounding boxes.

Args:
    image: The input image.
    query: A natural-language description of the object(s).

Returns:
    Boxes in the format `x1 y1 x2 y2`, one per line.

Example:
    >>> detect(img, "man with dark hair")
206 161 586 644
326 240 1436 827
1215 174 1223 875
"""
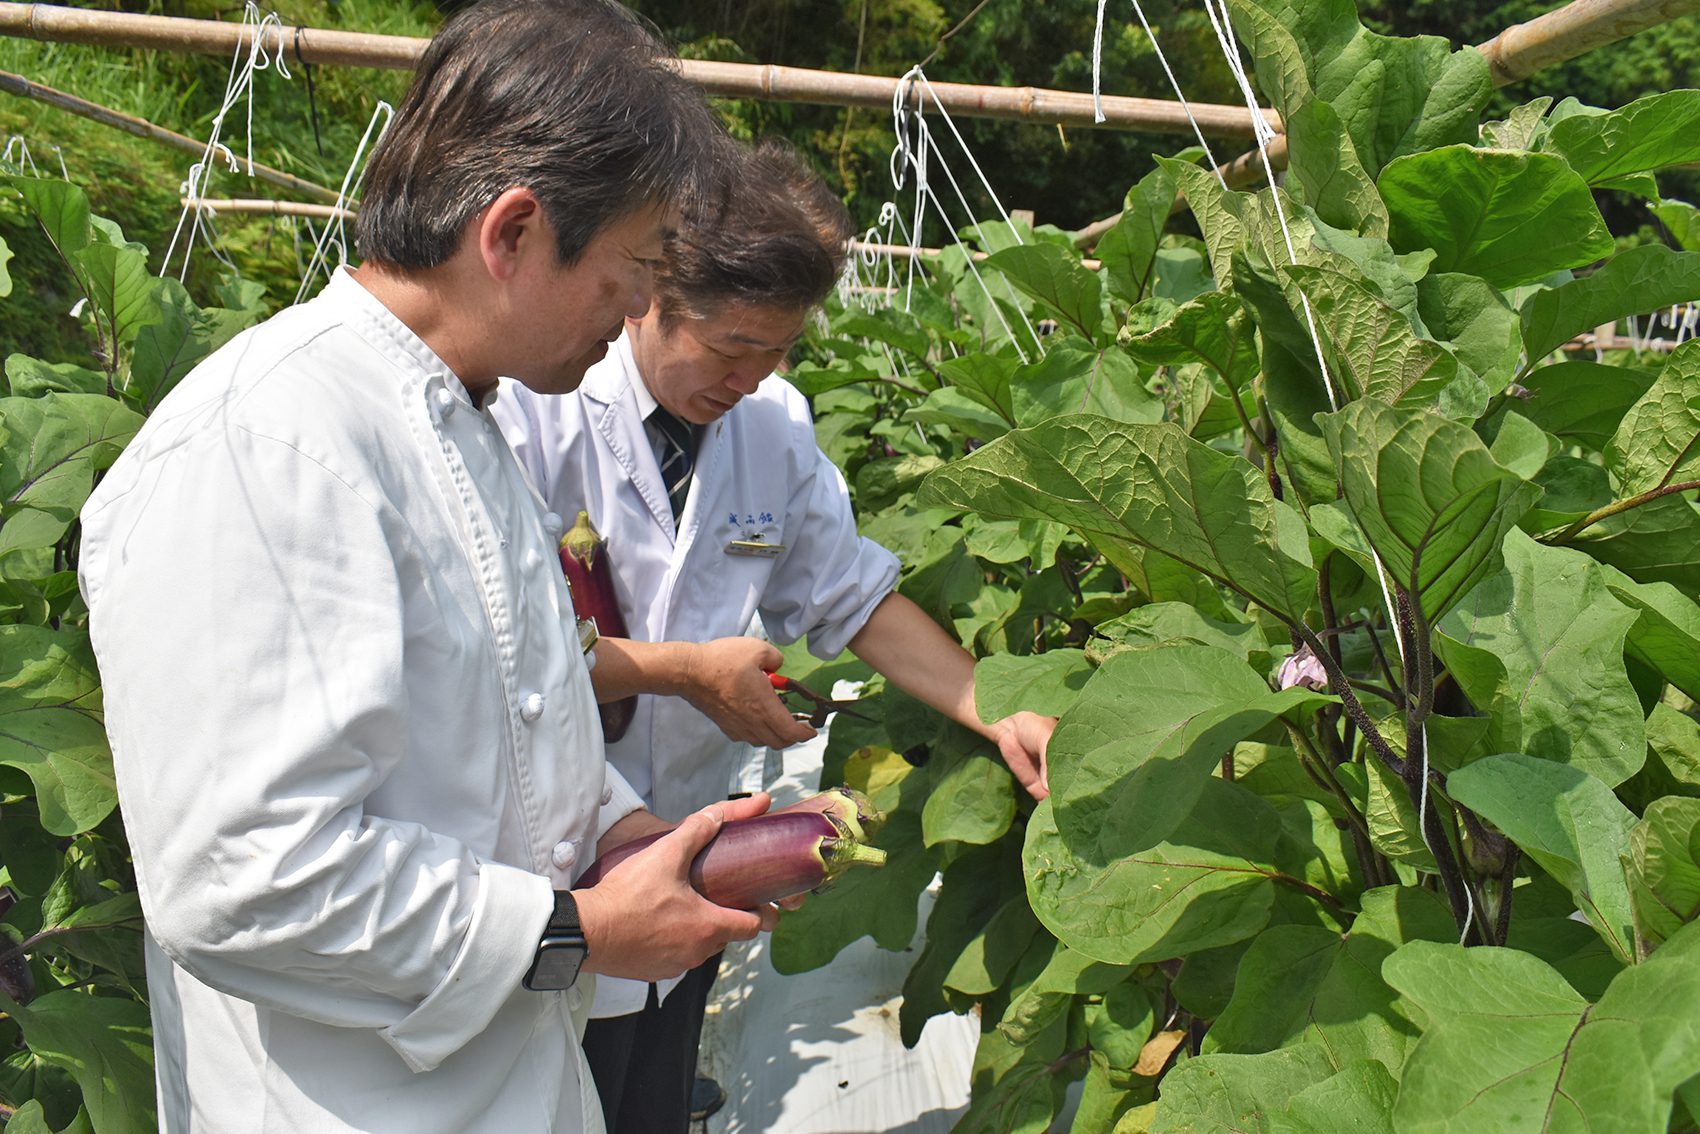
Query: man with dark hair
495 138 1055 1133
77 3 774 1131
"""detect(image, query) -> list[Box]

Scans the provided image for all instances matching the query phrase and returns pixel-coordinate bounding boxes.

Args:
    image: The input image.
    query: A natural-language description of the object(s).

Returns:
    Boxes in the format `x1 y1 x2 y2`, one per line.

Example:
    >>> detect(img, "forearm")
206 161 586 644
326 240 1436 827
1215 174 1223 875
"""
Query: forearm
846 592 989 738
585 637 697 703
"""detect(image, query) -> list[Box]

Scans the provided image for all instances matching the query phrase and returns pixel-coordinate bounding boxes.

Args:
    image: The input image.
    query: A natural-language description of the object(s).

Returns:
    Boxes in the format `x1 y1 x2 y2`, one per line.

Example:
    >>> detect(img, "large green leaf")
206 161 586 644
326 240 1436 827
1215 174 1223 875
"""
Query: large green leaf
1654 199 1700 252
1271 1060 1398 1134
1415 272 1522 387
1520 245 1700 361
921 752 1015 847
1601 565 1700 702
1545 90 1700 185
1607 340 1700 498
1510 361 1657 451
1434 531 1645 786
974 650 1094 721
1569 492 1700 592
125 275 259 414
0 627 115 837
1284 264 1458 405
1628 797 1700 959
1447 754 1637 963
918 416 1319 622
900 840 1023 1044
1046 644 1330 857
1093 602 1268 668
0 990 154 1134
1284 98 1389 236
1023 780 1282 966
1320 397 1541 622
1097 161 1181 305
938 353 1019 425
1007 346 1165 428
1386 922 1700 1133
0 394 143 557
1117 290 1259 394
1379 147 1613 289
3 359 106 399
944 896 1044 999
1203 886 1455 1070
983 244 1105 344
0 234 12 299
9 178 92 261
1150 1045 1338 1134
71 244 161 349
1227 0 1490 175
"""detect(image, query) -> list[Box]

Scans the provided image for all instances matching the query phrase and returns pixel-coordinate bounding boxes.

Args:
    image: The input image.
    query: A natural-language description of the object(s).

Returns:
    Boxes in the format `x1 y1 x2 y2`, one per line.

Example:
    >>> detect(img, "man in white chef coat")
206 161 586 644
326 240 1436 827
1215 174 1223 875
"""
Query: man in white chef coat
77 3 778 1131
495 139 1056 1133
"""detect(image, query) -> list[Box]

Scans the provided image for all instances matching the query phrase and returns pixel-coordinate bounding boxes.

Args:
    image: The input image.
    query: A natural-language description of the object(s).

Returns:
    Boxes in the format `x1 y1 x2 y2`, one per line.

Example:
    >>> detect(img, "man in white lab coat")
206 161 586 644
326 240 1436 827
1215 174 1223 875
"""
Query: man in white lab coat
495 140 1055 1133
77 4 778 1131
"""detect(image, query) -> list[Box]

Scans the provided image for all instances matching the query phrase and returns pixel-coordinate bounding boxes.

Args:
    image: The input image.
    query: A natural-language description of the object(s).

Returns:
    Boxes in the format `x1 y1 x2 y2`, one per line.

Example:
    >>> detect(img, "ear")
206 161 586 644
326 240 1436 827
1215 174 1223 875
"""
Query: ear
475 186 549 281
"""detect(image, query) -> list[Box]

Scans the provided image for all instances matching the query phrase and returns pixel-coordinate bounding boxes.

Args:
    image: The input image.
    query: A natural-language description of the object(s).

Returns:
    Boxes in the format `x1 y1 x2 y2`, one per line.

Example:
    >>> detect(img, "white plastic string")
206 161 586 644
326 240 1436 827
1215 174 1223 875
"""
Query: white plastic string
1093 0 1110 123
294 101 393 303
1093 1 1225 180
1 136 41 176
163 3 289 280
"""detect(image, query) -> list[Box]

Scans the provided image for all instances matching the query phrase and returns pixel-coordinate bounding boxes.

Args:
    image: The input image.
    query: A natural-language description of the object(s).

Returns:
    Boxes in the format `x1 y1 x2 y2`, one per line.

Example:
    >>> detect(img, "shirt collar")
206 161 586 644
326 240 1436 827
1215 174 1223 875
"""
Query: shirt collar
316 266 461 392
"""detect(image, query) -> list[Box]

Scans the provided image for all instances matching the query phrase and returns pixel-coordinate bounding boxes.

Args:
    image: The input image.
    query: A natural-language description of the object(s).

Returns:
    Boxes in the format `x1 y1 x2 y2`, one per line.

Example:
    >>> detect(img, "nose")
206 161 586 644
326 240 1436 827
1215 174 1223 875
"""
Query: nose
627 266 656 320
726 361 767 396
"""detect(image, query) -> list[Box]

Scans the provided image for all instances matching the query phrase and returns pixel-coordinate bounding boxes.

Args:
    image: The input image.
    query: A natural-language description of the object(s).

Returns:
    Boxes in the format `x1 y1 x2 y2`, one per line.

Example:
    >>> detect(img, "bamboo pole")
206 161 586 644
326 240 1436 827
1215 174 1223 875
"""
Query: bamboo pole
1072 0 1700 246
0 69 344 204
0 3 1279 137
180 197 353 221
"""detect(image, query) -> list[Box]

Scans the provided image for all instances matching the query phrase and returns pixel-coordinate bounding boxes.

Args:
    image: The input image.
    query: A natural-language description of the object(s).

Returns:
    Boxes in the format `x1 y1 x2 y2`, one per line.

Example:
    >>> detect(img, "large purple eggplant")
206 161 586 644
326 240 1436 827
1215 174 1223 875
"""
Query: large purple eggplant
558 511 637 742
576 808 886 910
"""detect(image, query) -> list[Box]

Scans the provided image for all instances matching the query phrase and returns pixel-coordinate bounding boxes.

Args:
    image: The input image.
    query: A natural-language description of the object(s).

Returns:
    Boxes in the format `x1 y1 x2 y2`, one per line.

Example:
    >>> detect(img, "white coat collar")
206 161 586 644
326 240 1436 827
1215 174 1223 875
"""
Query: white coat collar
315 267 472 405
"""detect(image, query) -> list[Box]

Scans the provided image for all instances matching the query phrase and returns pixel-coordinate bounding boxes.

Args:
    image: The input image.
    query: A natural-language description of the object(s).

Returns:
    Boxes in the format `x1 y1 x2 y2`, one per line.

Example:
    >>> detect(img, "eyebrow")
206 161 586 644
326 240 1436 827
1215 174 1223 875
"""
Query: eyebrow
723 331 804 350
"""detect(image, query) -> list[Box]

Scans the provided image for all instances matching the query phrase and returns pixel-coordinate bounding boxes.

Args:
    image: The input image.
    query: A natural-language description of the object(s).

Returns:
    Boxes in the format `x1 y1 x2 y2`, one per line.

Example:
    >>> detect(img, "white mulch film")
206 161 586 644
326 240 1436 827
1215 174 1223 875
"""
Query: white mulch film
698 708 980 1134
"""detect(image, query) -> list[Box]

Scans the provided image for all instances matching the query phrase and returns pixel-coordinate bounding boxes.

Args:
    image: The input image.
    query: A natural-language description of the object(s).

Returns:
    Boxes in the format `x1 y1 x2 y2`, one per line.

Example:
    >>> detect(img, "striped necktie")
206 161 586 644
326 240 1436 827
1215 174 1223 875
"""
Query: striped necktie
649 407 696 521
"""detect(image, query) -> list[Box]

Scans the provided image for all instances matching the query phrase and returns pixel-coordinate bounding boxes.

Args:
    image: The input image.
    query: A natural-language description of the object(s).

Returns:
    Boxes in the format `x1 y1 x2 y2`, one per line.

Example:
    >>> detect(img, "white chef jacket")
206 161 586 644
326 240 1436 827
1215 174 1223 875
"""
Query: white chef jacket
79 268 645 1134
493 332 900 1018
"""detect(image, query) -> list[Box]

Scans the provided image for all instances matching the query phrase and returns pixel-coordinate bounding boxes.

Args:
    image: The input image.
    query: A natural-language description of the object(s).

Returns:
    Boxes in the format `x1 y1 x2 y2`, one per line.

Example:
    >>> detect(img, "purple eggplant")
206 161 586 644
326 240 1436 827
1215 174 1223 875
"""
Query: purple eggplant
772 786 883 841
576 809 886 910
558 511 637 742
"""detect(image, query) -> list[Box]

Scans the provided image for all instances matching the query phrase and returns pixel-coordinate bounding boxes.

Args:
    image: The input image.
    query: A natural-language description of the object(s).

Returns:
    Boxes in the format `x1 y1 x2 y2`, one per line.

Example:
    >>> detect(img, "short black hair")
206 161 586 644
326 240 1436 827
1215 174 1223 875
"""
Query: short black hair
654 139 852 325
356 0 721 269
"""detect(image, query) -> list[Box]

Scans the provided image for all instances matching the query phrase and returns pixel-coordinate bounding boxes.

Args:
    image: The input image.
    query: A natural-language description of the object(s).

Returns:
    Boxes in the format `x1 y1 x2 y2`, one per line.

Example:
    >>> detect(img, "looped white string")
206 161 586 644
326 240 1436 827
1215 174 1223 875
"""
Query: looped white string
1 135 41 176
295 101 393 303
1092 0 1109 124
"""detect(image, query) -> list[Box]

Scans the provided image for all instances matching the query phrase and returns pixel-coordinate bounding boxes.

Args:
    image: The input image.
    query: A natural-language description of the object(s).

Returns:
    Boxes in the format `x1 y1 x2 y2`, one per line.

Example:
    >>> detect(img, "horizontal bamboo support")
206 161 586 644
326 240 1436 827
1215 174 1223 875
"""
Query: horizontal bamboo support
180 197 353 220
0 3 1278 136
0 68 343 204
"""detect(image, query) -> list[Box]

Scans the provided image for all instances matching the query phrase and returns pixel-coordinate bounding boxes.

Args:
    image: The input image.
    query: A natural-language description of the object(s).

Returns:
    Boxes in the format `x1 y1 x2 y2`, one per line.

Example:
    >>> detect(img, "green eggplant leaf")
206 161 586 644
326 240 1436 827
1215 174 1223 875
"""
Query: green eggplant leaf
1046 644 1331 856
918 416 1319 622
1096 161 1183 305
71 243 161 348
0 234 13 299
1092 602 1268 668
922 751 1016 847
1435 531 1645 786
1117 289 1260 394
1319 397 1542 623
1447 754 1637 963
0 393 144 557
938 352 1019 425
1150 1044 1339 1134
983 244 1105 344
1203 886 1455 1071
1008 346 1165 429
8 177 92 261
1601 565 1700 702
1387 921 1700 1133
1606 340 1700 498
1284 98 1389 236
1511 361 1657 451
1284 263 1458 405
1654 198 1700 253
0 990 154 1134
1629 797 1700 959
1023 780 1282 966
1545 90 1700 185
944 896 1043 998
1379 146 1613 288
125 276 261 414
1270 1060 1398 1134
1568 492 1700 592
900 840 1023 1044
3 358 106 399
1085 980 1155 1072
1415 272 1523 386
1520 245 1700 361
974 650 1094 721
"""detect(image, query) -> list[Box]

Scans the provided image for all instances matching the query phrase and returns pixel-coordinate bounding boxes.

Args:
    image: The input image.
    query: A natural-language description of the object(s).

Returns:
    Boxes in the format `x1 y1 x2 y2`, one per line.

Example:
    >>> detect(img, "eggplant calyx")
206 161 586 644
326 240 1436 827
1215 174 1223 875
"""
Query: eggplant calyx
561 510 604 567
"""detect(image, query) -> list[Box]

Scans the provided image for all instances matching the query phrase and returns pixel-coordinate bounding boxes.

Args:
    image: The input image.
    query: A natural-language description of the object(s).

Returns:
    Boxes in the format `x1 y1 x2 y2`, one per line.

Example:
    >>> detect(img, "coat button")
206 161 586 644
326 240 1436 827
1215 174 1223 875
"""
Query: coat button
600 782 614 806
433 386 457 418
520 692 545 722
542 512 565 539
524 547 544 571
551 840 579 869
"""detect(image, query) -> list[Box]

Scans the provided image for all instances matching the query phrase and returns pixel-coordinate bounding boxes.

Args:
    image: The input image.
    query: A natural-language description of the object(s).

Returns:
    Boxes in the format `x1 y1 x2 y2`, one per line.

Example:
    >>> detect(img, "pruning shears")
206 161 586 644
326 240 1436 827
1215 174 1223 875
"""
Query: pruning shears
766 670 876 728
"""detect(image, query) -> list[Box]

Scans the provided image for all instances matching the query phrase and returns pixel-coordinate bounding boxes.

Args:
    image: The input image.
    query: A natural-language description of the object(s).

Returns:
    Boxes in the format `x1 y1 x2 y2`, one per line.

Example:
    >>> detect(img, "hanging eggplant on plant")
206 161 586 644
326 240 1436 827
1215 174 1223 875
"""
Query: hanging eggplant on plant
575 802 887 910
558 510 638 742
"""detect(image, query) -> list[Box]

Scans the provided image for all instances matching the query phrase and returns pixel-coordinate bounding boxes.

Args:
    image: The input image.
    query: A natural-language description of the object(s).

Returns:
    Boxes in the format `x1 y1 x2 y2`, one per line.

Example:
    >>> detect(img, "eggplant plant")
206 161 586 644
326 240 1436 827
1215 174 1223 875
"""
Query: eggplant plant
0 175 266 1132
769 2 1700 1130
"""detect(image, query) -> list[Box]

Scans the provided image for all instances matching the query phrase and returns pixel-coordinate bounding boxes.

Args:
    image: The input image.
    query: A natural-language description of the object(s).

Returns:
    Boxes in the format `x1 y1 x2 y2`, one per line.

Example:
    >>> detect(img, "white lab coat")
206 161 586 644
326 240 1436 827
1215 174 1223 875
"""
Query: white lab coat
79 269 644 1134
494 332 899 1017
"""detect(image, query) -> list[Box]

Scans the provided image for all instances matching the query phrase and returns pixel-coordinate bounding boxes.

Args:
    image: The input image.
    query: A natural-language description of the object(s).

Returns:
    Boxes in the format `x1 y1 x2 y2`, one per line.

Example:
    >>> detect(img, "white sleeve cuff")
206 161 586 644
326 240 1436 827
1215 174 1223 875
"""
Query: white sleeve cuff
379 862 553 1073
595 764 645 840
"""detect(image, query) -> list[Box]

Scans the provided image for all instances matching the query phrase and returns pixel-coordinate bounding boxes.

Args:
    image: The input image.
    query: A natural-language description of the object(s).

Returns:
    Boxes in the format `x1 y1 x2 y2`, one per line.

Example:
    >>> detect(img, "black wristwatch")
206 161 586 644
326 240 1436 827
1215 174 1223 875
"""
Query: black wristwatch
523 890 589 991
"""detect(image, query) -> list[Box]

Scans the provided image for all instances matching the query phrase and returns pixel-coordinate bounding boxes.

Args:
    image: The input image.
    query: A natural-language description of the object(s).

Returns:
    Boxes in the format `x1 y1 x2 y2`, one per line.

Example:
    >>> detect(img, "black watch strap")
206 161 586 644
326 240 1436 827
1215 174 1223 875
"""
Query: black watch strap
523 890 589 992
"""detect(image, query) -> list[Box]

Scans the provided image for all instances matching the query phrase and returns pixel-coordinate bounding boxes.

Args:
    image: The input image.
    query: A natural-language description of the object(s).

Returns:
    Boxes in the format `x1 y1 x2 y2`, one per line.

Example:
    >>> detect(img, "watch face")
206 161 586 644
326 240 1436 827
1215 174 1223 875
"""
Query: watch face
525 937 588 992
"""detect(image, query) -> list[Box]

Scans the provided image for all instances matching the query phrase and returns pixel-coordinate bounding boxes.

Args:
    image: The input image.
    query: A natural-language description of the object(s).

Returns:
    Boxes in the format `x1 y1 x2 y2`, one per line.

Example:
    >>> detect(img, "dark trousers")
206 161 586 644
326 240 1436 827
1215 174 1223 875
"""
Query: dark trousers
583 952 723 1134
